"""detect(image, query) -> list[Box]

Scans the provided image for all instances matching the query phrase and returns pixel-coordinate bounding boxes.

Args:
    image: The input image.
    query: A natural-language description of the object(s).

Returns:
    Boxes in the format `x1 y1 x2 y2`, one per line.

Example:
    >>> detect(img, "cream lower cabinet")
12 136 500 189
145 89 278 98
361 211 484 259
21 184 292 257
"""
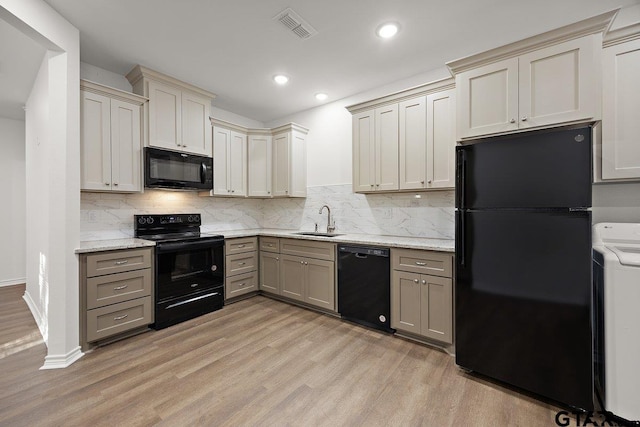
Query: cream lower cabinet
278 239 336 311
450 29 607 140
80 247 154 350
600 27 640 181
80 80 145 193
213 125 247 196
259 237 280 294
391 248 453 344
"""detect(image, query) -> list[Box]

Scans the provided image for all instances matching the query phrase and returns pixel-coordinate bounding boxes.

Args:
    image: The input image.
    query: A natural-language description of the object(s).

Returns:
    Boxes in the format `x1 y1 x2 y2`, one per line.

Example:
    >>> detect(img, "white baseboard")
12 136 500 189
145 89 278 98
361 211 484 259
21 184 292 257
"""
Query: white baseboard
41 346 84 370
0 277 26 288
22 289 46 341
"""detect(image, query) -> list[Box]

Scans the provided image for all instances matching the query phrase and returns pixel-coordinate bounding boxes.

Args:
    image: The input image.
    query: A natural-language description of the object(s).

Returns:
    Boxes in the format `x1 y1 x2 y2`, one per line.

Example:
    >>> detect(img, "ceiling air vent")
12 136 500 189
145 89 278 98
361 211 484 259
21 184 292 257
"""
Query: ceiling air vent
274 8 318 40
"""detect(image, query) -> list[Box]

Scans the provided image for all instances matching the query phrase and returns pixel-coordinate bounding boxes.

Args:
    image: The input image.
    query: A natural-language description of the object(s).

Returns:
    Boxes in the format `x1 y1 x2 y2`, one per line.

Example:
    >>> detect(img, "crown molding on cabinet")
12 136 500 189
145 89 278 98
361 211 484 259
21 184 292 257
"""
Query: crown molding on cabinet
345 77 455 114
80 79 147 105
126 65 217 100
446 9 619 75
603 22 640 47
210 118 309 136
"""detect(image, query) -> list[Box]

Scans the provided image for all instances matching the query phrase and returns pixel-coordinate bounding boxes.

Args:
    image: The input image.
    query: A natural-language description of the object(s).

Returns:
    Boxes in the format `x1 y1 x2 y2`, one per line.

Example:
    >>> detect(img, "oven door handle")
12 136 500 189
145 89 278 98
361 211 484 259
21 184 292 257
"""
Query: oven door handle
165 292 220 309
155 237 224 254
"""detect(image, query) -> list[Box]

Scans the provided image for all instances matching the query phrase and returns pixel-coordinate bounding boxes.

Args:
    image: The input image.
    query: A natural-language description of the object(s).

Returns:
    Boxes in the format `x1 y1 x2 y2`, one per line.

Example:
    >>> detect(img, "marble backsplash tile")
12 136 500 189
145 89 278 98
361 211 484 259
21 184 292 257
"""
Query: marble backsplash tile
80 185 455 240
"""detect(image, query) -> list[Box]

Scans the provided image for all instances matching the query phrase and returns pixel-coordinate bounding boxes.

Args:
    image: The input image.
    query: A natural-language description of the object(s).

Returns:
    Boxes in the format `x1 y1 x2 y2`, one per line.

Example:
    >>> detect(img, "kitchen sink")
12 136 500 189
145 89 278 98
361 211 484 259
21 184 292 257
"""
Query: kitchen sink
293 232 345 237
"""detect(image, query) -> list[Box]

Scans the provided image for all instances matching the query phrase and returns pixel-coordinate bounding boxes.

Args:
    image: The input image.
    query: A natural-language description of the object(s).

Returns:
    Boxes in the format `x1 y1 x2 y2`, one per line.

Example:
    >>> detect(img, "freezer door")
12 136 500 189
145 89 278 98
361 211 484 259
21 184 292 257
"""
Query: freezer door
455 209 594 410
456 126 592 209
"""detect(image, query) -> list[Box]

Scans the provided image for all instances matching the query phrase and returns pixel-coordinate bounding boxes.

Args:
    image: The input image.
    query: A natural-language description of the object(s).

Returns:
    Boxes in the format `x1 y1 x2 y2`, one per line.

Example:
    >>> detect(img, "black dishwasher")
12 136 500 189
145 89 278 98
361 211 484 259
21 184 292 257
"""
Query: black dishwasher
338 245 393 333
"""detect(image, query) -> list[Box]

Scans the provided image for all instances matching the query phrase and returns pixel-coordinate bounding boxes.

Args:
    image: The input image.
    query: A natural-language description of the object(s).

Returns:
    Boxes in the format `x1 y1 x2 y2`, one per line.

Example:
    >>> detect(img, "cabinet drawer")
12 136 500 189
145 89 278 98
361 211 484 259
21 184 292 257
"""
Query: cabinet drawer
226 251 258 276
86 296 152 342
225 271 258 299
225 237 258 255
392 248 452 278
259 236 280 253
280 239 335 261
87 269 152 309
86 248 152 277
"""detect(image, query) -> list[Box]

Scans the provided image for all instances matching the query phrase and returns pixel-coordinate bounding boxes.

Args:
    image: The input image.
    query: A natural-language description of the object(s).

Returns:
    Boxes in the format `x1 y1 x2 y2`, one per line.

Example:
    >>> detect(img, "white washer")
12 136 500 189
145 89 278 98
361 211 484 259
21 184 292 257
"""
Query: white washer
593 223 640 422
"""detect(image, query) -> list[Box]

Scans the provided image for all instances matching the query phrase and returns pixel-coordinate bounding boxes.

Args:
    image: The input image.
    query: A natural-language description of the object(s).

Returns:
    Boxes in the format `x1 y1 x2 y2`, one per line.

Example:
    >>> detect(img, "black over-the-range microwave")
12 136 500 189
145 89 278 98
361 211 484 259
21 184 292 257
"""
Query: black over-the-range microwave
145 147 213 190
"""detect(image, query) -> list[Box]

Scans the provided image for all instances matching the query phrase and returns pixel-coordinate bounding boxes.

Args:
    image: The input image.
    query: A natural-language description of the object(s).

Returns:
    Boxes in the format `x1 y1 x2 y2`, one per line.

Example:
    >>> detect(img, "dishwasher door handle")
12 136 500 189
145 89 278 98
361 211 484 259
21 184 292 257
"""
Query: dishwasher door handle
355 253 368 259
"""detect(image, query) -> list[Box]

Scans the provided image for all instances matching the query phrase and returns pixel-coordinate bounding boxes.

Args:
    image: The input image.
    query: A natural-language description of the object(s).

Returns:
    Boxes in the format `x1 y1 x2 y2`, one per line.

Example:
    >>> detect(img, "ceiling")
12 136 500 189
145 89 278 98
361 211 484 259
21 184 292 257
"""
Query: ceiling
4 0 639 123
0 18 45 120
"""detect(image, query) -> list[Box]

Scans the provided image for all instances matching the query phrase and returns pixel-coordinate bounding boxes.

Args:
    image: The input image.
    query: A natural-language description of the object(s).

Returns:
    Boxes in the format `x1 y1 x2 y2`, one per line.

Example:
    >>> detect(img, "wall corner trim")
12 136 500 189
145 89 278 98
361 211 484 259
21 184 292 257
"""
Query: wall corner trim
40 347 84 370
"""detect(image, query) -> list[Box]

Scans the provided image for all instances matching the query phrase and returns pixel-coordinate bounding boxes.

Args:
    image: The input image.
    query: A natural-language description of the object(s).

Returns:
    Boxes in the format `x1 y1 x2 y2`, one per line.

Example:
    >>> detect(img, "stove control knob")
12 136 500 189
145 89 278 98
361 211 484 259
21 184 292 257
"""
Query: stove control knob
188 215 194 222
138 217 146 224
148 217 154 224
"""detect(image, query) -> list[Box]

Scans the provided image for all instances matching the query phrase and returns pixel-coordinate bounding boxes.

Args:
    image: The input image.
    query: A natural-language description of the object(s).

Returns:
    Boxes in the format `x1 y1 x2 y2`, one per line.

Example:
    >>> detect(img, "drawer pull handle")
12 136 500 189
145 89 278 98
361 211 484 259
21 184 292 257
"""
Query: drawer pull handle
268 244 273 247
190 283 199 288
239 282 246 287
238 262 246 265
114 314 128 321
113 285 128 291
415 261 427 266
237 244 246 248
115 260 129 265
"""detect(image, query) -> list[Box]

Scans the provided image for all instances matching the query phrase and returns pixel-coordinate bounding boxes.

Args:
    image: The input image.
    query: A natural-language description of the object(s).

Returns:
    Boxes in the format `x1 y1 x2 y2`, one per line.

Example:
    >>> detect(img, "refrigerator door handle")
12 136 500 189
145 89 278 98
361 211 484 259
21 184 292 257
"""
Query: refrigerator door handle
456 148 466 209
456 211 465 267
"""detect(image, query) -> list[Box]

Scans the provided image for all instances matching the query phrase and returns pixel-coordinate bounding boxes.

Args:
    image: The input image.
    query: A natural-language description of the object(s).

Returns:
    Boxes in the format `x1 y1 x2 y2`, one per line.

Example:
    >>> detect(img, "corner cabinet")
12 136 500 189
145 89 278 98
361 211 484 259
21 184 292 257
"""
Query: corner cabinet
447 12 618 140
598 24 640 181
348 78 456 193
126 65 215 156
272 124 307 198
80 80 146 193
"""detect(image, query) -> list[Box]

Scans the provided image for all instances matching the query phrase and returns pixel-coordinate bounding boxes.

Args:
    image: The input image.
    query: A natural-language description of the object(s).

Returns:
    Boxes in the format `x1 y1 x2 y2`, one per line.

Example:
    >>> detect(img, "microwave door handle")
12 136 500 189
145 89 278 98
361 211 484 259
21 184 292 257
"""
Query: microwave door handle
201 163 207 184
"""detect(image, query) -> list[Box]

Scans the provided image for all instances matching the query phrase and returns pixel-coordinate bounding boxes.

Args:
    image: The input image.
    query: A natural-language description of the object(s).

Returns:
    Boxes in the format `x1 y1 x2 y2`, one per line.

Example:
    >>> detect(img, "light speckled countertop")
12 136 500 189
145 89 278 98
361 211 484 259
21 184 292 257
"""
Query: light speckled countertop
76 238 156 254
77 229 454 253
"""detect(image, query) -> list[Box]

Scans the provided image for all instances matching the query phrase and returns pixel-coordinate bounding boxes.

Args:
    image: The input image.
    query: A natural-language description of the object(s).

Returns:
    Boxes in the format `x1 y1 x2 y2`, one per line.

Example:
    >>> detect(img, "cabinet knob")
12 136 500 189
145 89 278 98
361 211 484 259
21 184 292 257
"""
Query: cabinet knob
521 117 528 122
105 183 110 186
427 180 432 184
305 262 308 265
300 261 304 264
510 119 516 124
268 191 271 194
422 280 426 284
113 183 118 186
232 190 235 193
276 257 279 261
413 279 419 283
420 181 424 184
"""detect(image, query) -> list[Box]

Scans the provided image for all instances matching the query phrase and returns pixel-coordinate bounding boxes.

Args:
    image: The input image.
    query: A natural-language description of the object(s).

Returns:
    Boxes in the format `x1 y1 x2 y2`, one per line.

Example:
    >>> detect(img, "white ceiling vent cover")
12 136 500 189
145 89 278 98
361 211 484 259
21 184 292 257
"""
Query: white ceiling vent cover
273 8 318 39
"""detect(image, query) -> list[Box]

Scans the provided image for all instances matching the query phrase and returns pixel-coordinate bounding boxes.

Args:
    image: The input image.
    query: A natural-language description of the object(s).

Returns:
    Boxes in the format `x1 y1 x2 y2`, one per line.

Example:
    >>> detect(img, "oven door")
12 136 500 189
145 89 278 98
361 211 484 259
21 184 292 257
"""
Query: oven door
155 238 224 302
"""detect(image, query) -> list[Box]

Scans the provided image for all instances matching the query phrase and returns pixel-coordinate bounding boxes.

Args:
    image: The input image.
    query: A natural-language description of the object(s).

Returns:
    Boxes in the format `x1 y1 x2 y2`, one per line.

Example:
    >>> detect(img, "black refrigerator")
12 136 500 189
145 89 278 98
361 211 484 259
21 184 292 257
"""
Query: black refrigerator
455 125 594 411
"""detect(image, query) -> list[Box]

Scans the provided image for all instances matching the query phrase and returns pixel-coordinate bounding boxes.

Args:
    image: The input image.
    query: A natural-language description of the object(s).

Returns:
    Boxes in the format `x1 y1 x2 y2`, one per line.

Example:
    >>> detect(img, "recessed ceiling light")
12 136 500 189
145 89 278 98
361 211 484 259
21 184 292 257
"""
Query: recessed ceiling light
273 74 289 85
315 93 328 101
377 23 399 39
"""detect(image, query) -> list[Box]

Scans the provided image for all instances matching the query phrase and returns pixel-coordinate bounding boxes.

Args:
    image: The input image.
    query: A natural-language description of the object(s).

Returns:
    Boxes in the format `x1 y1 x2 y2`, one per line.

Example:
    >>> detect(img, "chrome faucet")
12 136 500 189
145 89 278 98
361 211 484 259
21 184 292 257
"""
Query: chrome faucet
319 205 335 234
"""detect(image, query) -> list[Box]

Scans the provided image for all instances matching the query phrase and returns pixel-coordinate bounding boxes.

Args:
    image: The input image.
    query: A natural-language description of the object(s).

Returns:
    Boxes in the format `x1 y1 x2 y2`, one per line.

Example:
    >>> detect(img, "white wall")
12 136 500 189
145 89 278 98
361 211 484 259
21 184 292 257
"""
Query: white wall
80 62 132 92
265 67 452 186
0 117 26 286
1 0 82 369
593 182 640 224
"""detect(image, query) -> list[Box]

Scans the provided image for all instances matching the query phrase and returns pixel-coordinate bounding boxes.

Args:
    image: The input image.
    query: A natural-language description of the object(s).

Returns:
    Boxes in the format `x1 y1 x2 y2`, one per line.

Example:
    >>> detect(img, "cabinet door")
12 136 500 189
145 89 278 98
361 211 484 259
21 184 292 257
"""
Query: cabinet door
248 134 272 197
148 80 182 151
519 35 599 129
272 132 291 197
229 131 247 196
391 270 421 335
399 97 427 190
375 104 399 191
259 252 280 294
181 92 212 156
289 130 307 197
602 38 640 180
280 254 305 302
305 259 335 311
352 110 376 192
420 275 453 344
81 90 112 191
110 99 141 192
212 126 230 195
456 57 519 139
426 89 456 189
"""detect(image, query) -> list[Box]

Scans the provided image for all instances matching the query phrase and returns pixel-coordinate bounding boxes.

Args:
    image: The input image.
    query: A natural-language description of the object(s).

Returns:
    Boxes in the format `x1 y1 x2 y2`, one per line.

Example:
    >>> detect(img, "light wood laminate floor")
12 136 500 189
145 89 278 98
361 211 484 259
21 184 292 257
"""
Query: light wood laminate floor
1 284 570 426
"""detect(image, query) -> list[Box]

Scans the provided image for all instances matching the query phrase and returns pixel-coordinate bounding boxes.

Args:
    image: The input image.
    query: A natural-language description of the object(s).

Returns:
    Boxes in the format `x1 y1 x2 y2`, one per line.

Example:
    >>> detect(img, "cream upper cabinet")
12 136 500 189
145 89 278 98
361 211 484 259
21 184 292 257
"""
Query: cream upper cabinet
248 133 273 197
600 27 640 181
456 58 519 139
426 88 456 189
212 125 247 197
349 78 456 193
126 65 215 156
447 12 617 140
352 105 399 192
80 80 145 193
272 125 307 198
398 97 426 190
